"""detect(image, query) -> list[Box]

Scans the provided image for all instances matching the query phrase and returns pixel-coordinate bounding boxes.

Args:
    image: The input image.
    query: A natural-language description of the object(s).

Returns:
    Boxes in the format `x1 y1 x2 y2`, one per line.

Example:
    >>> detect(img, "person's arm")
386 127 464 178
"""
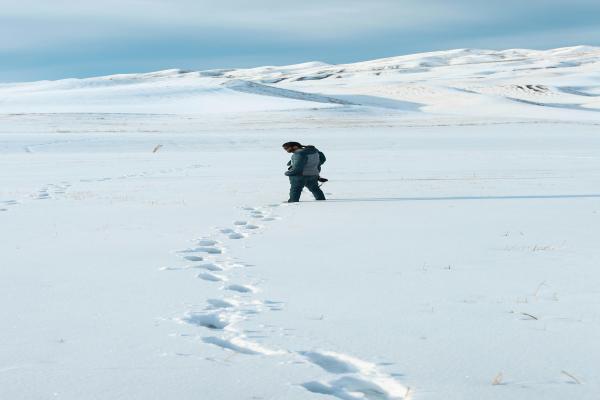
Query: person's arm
285 152 306 176
318 151 326 166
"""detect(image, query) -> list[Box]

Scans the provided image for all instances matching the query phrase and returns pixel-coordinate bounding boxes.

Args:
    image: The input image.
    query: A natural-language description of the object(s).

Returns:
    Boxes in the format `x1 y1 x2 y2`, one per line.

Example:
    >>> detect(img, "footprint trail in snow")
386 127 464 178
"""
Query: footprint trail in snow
162 204 410 399
34 182 72 200
1 181 72 214
0 199 19 212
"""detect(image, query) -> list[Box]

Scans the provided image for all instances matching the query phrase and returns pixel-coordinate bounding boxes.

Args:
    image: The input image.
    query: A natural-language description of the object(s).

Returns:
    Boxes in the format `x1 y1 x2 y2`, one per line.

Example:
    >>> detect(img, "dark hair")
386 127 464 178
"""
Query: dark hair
282 141 303 148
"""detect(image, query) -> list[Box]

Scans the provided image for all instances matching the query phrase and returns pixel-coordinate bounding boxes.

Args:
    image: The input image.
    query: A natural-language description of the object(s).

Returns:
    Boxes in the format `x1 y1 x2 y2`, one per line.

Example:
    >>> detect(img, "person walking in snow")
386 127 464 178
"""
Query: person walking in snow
282 141 327 203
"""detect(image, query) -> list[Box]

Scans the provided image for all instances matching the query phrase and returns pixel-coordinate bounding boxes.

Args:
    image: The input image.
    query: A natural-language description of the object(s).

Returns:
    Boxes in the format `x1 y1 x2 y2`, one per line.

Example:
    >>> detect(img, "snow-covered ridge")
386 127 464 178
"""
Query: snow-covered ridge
1 46 599 118
4 46 599 86
223 45 600 81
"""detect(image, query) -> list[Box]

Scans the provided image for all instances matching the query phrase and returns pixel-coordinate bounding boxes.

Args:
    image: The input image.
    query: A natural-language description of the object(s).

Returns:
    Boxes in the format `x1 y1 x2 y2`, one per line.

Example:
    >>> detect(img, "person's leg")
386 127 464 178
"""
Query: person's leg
304 176 326 200
288 176 304 202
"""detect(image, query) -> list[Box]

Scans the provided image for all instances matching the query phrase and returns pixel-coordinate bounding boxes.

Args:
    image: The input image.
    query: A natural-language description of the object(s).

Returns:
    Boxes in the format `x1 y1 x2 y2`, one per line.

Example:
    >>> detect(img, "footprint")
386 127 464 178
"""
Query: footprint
228 232 246 239
234 220 247 226
195 262 224 272
182 246 223 254
265 300 285 311
301 351 366 374
202 336 282 355
220 228 235 234
198 272 227 282
183 255 203 262
197 239 218 246
207 298 239 309
244 224 260 230
198 246 223 254
302 376 408 400
299 351 409 400
310 378 407 400
181 311 234 330
226 284 257 293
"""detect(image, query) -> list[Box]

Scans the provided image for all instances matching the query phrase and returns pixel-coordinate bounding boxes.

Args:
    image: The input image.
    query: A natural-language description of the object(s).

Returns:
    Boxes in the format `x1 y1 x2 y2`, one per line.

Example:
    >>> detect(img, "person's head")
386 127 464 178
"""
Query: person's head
282 141 303 153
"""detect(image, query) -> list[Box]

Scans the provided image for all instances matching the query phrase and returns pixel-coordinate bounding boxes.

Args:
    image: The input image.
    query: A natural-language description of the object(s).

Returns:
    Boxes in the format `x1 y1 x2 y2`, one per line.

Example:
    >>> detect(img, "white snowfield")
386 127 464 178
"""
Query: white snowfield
1 46 599 400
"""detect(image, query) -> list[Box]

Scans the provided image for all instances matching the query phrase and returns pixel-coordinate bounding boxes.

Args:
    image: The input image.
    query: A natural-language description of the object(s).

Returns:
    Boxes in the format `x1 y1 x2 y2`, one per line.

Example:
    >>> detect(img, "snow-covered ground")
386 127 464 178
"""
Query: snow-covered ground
1 46 600 399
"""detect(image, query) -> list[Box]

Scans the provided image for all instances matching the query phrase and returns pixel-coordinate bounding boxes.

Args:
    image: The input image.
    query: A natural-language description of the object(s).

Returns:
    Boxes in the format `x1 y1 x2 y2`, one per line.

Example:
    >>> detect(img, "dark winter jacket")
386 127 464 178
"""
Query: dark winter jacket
285 146 326 176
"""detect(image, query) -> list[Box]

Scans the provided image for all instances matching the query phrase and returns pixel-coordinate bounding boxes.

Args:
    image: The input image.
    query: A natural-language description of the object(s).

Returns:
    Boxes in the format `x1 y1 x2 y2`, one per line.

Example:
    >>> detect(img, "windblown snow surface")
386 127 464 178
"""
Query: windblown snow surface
1 46 600 400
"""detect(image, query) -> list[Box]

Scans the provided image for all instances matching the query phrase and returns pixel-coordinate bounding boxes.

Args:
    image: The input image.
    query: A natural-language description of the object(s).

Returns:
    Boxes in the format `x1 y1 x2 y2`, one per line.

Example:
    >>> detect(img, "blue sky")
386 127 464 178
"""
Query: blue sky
1 0 599 82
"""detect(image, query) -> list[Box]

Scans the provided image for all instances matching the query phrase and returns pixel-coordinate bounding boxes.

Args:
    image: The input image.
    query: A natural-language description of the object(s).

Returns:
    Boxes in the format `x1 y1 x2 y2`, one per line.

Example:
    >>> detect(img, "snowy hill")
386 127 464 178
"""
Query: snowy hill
1 47 600 400
1 46 600 118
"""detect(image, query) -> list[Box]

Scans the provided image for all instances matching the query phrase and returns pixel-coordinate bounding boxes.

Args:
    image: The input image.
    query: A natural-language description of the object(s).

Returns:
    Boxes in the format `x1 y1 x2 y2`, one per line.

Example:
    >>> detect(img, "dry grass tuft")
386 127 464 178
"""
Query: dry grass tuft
520 312 538 320
533 281 547 297
561 370 582 384
152 144 163 153
492 372 503 385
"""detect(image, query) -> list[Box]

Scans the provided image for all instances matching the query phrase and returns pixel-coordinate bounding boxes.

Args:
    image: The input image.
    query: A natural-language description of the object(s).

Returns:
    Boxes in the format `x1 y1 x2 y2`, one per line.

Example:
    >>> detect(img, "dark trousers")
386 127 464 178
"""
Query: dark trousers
289 175 326 202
